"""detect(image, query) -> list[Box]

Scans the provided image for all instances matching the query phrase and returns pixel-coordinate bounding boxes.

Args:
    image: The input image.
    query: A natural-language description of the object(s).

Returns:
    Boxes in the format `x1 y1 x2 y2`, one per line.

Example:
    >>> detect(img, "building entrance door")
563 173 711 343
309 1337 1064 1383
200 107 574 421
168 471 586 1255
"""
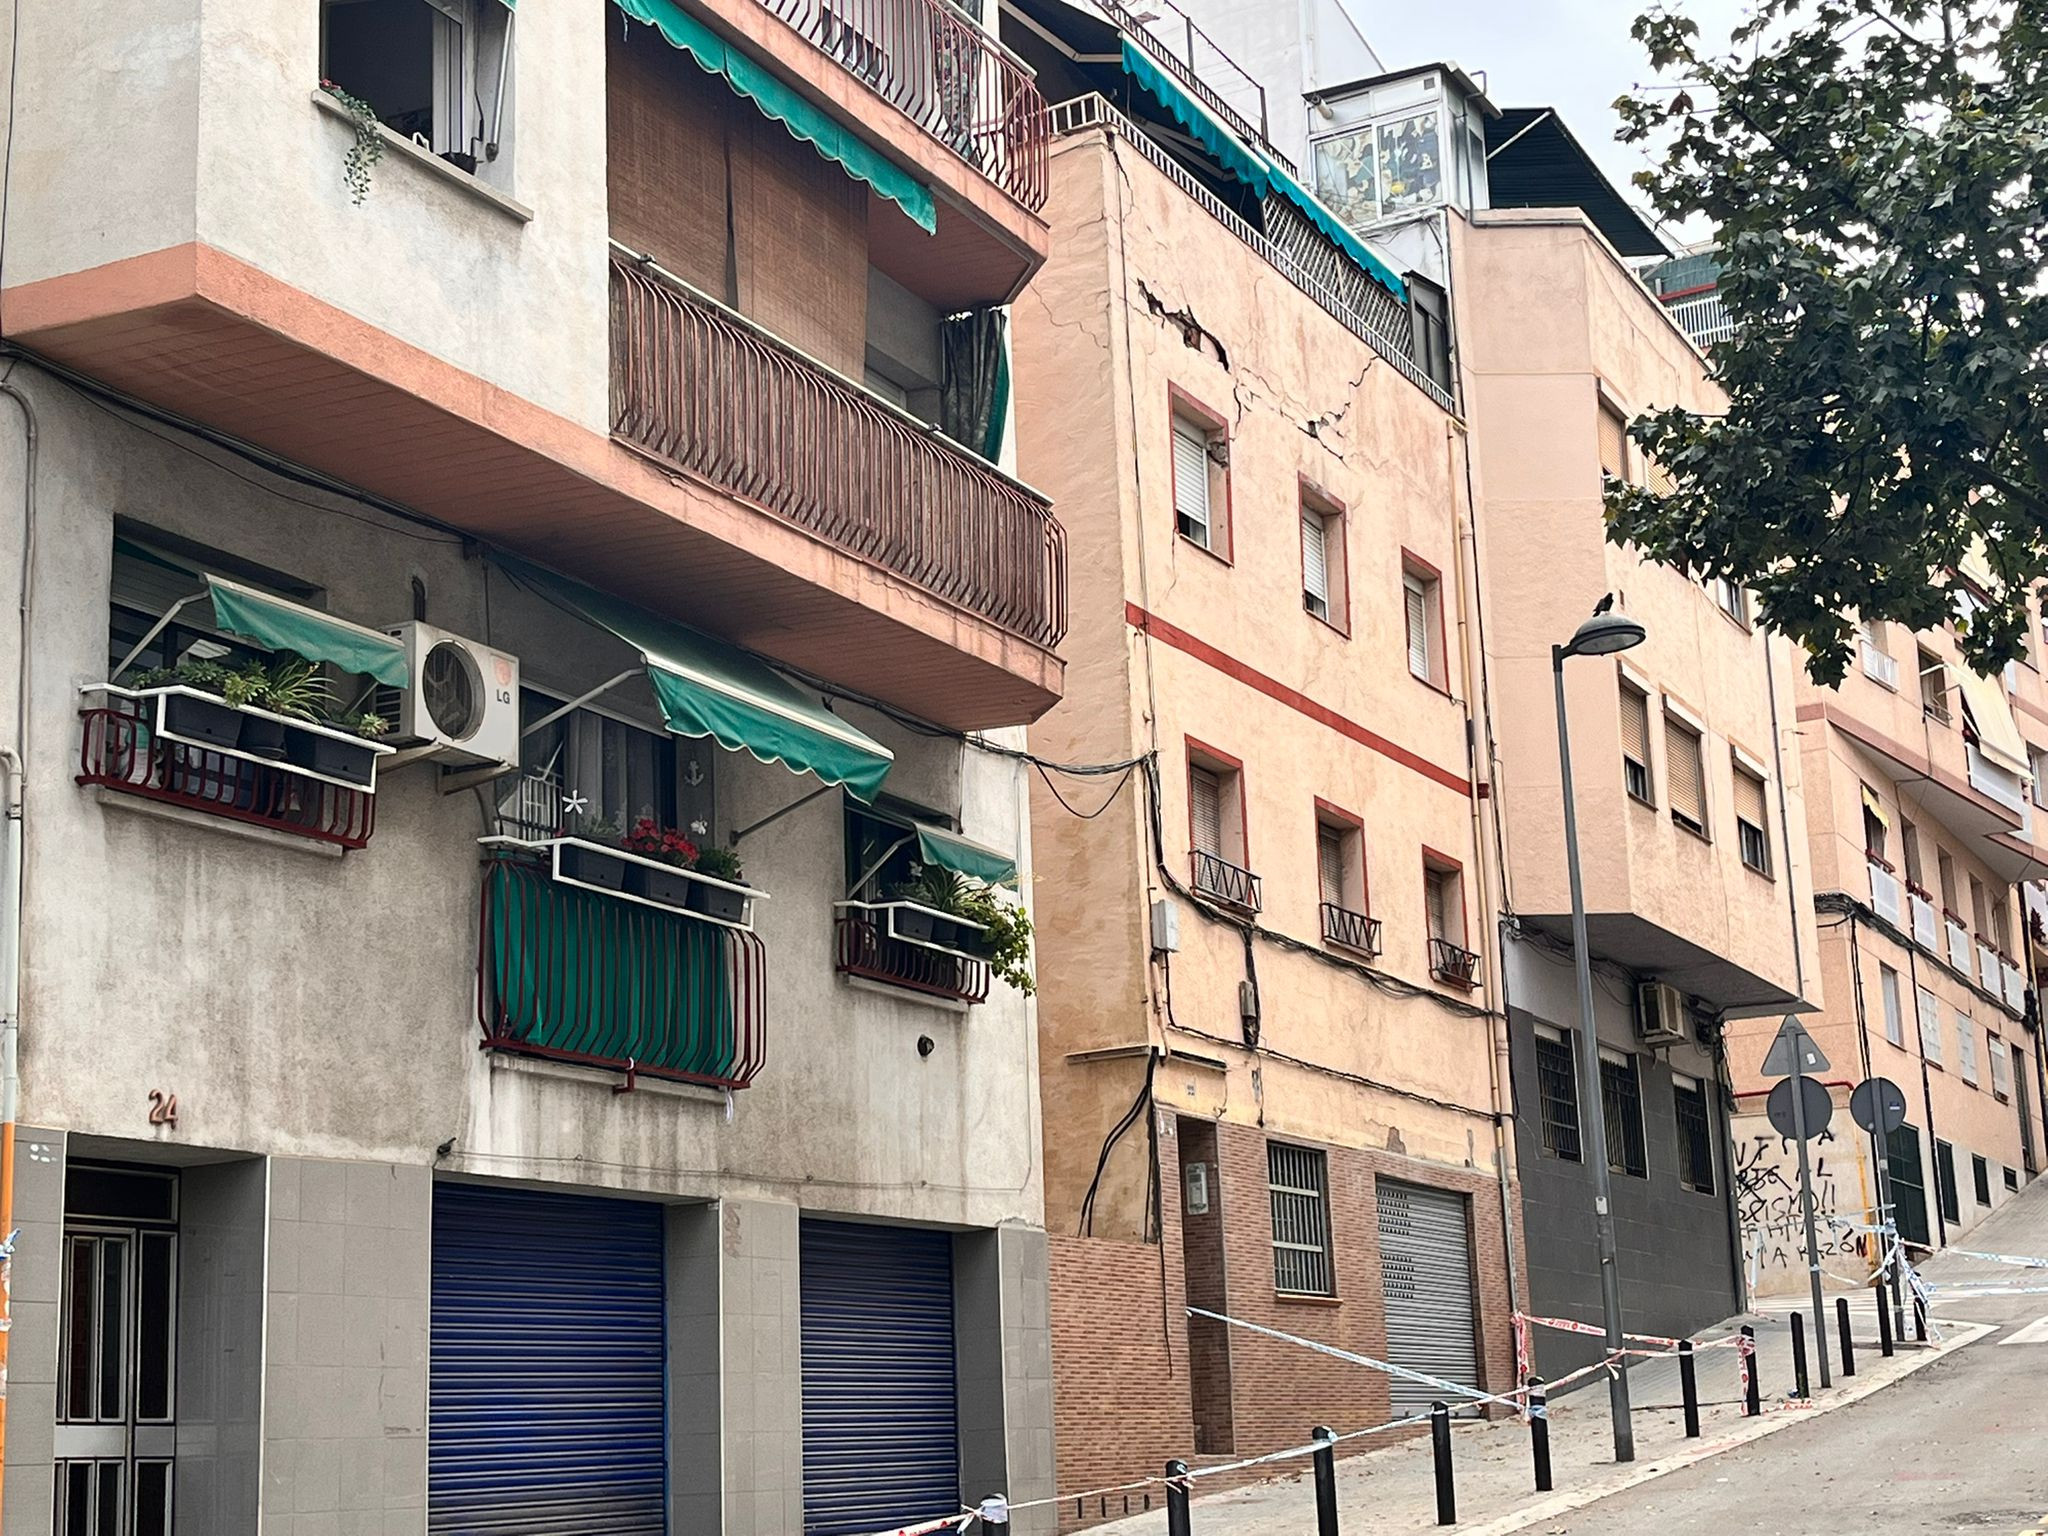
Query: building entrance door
54 1165 178 1536
1885 1125 1931 1247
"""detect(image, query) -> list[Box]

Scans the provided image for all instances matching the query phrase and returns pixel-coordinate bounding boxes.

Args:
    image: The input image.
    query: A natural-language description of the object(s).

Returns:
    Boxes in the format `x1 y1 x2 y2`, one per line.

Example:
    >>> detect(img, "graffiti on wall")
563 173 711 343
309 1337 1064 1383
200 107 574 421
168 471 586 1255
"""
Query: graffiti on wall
1731 1112 1877 1296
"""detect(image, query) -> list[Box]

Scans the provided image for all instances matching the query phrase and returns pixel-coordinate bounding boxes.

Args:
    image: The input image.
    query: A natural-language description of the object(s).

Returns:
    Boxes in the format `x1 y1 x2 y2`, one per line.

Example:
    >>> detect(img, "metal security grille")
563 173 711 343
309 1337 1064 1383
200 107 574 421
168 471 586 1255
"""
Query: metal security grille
1887 1125 1930 1246
1534 1031 1581 1161
1673 1077 1715 1193
1600 1052 1648 1177
1267 1142 1334 1296
1377 1180 1480 1419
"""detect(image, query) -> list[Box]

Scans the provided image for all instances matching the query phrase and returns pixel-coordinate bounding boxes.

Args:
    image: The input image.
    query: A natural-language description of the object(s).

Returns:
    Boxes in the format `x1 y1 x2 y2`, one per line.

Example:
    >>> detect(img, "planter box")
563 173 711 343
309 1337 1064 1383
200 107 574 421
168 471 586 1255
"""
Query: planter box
236 713 288 760
162 691 242 750
560 843 630 892
282 724 380 788
894 905 942 943
955 924 997 960
688 880 750 925
627 861 697 909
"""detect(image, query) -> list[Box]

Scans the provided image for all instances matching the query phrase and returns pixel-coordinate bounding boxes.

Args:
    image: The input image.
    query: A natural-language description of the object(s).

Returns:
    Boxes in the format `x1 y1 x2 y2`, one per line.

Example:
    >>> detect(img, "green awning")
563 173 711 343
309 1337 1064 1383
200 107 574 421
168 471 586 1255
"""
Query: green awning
498 556 894 800
916 823 1018 887
1262 160 1408 302
613 0 937 235
205 576 410 687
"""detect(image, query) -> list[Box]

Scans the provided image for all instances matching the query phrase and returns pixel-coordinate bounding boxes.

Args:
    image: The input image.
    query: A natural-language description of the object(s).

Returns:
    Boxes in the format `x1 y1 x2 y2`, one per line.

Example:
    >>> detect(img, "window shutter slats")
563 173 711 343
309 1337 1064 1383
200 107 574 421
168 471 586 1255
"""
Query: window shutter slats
1190 767 1223 856
1317 826 1345 906
1598 405 1629 481
1302 513 1328 606
1665 715 1705 825
1619 685 1649 765
1734 768 1766 828
1405 580 1429 678
1173 421 1211 544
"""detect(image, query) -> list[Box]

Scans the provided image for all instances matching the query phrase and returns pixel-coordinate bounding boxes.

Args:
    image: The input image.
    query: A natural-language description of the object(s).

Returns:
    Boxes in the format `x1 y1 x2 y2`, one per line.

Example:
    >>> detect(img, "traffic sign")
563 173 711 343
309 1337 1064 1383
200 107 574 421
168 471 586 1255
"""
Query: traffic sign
1767 1074 1834 1140
1761 1015 1830 1078
1849 1076 1909 1136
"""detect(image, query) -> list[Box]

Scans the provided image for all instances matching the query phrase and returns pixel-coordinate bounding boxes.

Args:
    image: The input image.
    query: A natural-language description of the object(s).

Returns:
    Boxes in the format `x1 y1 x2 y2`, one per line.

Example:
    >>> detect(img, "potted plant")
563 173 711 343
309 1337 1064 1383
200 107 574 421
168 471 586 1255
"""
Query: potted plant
620 818 699 909
688 844 749 923
285 706 386 787
142 660 241 749
559 813 628 889
889 866 969 946
229 659 329 759
954 882 1035 994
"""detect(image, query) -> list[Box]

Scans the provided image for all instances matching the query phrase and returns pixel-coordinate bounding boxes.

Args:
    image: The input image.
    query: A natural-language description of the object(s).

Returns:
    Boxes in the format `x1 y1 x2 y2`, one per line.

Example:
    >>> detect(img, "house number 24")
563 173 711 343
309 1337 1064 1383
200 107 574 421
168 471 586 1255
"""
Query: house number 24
147 1090 179 1128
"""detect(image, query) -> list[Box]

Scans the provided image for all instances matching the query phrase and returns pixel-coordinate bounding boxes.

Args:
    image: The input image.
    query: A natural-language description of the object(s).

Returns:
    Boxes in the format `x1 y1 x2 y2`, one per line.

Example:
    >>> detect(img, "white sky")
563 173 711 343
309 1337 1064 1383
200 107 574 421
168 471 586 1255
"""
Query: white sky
1358 0 1750 247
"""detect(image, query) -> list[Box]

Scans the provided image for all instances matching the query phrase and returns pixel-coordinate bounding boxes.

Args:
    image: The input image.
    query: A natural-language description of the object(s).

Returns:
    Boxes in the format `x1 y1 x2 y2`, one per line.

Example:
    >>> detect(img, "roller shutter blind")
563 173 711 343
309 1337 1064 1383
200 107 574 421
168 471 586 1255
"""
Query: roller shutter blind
1172 420 1212 546
1317 825 1346 906
1302 512 1329 615
1598 404 1629 481
1665 714 1705 828
1377 1180 1481 1418
1405 579 1431 679
1734 768 1766 829
1619 685 1649 771
1190 767 1223 857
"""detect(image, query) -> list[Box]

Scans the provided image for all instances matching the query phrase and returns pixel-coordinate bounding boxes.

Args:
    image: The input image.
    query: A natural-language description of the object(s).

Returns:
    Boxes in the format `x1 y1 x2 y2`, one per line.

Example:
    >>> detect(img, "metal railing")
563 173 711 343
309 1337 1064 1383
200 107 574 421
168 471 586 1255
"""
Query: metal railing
611 254 1068 649
835 909 991 1002
1429 936 1480 989
1191 849 1261 911
1662 291 1735 348
77 700 376 850
751 0 1049 209
1319 902 1381 958
1091 0 1292 174
1046 95 1449 412
478 849 767 1090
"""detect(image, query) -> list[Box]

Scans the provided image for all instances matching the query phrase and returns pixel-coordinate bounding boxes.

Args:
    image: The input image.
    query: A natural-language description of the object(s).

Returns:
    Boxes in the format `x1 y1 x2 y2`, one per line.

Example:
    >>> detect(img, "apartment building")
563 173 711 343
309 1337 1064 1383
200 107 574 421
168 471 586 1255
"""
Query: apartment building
1724 585 2048 1279
0 0 1067 1531
1003 3 1517 1515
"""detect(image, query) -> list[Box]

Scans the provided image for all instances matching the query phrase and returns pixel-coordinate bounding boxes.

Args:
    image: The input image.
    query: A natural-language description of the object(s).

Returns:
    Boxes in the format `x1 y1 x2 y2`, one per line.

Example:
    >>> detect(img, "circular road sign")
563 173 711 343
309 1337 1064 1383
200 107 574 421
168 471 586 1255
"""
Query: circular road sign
1849 1076 1910 1136
1766 1074 1834 1140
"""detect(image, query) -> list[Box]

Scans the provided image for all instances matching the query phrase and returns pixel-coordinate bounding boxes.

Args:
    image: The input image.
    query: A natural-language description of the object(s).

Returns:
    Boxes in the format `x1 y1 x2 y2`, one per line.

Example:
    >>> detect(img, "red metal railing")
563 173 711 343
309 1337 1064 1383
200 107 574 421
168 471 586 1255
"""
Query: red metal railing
835 910 991 1003
611 256 1067 650
77 701 376 850
1320 902 1381 958
1429 936 1480 989
752 0 1049 209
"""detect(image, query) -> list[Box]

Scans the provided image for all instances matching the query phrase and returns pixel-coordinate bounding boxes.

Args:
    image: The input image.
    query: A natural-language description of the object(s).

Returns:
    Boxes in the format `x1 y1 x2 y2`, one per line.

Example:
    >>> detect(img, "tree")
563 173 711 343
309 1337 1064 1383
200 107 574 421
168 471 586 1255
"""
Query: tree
1608 2 2048 682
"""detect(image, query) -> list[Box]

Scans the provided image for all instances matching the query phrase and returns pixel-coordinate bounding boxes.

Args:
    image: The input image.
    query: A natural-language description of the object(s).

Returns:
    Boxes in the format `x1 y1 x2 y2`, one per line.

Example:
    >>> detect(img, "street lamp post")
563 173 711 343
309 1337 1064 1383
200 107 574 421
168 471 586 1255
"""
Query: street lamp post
1551 607 1648 1464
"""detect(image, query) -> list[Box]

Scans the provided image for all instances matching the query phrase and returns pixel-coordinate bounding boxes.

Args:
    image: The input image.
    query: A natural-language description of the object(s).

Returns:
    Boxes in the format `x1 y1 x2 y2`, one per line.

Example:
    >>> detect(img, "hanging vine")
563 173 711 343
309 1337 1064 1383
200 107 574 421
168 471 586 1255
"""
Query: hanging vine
320 80 384 206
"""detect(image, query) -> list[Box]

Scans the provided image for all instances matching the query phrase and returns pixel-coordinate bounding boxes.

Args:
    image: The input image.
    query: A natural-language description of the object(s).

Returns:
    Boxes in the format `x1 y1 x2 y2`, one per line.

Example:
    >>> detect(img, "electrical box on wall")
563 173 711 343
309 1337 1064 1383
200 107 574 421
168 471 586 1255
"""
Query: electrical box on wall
1150 898 1180 953
1184 1161 1210 1216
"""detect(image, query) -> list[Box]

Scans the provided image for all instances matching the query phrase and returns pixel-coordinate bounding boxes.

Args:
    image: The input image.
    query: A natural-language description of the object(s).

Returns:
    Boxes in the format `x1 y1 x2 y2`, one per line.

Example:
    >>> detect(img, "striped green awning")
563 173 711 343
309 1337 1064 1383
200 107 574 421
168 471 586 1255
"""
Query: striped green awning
916 823 1017 887
205 576 410 687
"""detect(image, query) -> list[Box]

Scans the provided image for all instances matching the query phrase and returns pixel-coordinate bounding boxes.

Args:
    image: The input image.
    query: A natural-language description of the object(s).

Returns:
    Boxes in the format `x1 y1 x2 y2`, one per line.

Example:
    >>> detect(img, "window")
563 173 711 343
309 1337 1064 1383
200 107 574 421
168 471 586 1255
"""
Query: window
1710 577 1749 626
1901 819 1924 888
1936 1140 1961 1223
1973 1152 1993 1206
1937 848 1960 915
1188 743 1254 906
2005 1165 2021 1193
1597 400 1630 483
1267 1142 1334 1296
1971 877 1992 942
1534 1025 1581 1161
1314 805 1367 917
1992 894 2013 956
1917 986 1942 1063
1190 765 1224 858
1664 708 1707 836
1301 497 1347 629
1672 1072 1716 1194
321 0 512 167
1880 964 1904 1048
1403 558 1445 689
1734 762 1770 874
1862 790 1888 861
1619 681 1653 805
1317 822 1347 907
1957 1012 1980 1086
1599 1048 1649 1178
2033 748 2048 812
1424 859 1463 947
1859 619 1899 688
1171 409 1228 555
1990 1034 2013 1102
108 537 293 681
1920 648 1951 725
498 687 711 844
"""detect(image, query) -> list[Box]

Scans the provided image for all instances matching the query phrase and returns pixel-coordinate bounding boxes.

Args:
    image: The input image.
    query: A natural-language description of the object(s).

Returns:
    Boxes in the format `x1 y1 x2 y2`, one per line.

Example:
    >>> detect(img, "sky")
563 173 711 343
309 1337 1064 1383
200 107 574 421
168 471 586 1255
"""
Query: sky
1357 0 1749 247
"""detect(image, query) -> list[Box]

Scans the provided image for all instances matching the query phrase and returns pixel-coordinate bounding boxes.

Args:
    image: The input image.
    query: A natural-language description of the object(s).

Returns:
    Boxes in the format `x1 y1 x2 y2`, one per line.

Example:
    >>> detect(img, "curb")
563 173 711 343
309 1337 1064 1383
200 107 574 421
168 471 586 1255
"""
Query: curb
1452 1319 1995 1536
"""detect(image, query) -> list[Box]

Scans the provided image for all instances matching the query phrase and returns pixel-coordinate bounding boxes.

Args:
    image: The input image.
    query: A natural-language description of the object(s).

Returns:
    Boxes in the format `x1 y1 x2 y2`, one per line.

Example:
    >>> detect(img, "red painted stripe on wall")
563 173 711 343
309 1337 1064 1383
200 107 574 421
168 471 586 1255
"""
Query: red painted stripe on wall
1125 602 1472 797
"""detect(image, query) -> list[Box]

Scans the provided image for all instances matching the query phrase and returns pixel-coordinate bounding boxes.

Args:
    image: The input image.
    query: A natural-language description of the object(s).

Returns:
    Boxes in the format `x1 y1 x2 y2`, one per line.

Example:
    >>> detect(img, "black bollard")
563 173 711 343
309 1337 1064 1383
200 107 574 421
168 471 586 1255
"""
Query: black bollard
1311 1426 1339 1536
1875 1279 1895 1357
1791 1310 1811 1399
1431 1402 1456 1525
1913 1294 1928 1342
1679 1340 1700 1438
1741 1324 1761 1415
1166 1460 1192 1536
976 1494 1010 1532
1837 1296 1856 1378
1527 1376 1553 1492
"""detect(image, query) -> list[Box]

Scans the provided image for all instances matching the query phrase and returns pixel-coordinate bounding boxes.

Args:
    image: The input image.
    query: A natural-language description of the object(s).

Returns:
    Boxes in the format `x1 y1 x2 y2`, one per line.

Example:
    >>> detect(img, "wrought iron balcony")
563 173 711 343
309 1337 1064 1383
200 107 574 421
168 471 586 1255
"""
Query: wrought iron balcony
1191 849 1261 912
77 695 377 850
834 903 991 1003
478 848 766 1090
1429 937 1480 989
610 255 1067 650
753 0 1049 209
1320 902 1381 958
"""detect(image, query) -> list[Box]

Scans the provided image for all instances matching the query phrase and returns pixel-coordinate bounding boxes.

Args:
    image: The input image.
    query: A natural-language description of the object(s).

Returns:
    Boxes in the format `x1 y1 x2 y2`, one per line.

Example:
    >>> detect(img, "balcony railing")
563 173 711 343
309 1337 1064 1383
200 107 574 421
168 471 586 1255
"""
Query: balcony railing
478 849 767 1090
1946 913 1974 978
1429 937 1481 989
2002 956 2027 1014
1091 0 1293 173
1663 292 1735 348
753 0 1049 209
1191 849 1261 912
610 254 1067 650
1908 886 1939 950
1978 938 2002 992
1966 740 2028 818
1320 902 1382 958
834 904 991 1003
77 696 377 850
1867 855 1902 926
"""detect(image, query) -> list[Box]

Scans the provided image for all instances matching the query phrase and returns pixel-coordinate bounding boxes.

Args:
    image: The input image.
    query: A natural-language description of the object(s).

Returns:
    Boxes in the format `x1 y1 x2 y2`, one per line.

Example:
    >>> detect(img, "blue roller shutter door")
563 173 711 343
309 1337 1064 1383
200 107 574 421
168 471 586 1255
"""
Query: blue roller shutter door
429 1183 667 1535
800 1219 960 1535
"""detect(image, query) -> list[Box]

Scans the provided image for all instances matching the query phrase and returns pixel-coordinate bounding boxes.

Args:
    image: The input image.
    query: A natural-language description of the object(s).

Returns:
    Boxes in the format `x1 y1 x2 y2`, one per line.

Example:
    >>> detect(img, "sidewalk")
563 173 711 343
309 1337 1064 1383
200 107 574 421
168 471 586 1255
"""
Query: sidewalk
1065 1297 1986 1536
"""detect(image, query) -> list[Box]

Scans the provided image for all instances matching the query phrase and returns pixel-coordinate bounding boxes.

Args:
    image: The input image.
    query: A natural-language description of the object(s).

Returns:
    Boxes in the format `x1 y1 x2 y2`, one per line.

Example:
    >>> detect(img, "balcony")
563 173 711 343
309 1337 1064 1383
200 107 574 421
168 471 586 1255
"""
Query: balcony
1946 914 1974 978
1429 937 1481 989
611 254 1066 652
1967 741 2029 819
750 0 1049 211
477 847 767 1090
1867 855 1902 926
77 691 380 851
1663 291 1735 349
1191 850 1262 912
1320 902 1382 959
834 901 992 1004
1908 885 1939 950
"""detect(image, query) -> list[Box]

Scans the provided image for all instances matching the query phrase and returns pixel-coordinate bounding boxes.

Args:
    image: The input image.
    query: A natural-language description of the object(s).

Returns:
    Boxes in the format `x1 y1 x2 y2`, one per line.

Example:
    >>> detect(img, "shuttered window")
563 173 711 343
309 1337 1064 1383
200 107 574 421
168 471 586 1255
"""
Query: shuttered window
1734 765 1769 873
1957 1012 1980 1085
1598 402 1630 482
1665 711 1706 833
1619 683 1651 803
1404 573 1436 684
1918 986 1942 1063
1425 866 1455 944
1317 823 1347 906
1267 1142 1334 1296
1302 511 1330 620
1190 766 1223 857
1880 964 1904 1047
1991 1035 2013 1100
1173 418 1214 549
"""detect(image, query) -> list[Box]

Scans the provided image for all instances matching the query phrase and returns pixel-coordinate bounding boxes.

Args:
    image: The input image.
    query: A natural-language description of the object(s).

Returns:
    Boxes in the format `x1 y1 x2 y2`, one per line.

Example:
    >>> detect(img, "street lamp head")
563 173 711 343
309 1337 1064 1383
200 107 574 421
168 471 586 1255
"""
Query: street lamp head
1562 611 1648 658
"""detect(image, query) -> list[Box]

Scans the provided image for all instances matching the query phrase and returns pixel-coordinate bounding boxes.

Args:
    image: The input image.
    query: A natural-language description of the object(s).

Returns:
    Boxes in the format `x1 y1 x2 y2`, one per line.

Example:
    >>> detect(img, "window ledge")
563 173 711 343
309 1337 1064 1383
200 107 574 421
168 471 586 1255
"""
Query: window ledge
1672 813 1712 844
486 1052 730 1103
1306 609 1350 640
1175 530 1234 568
1273 1291 1343 1306
90 787 347 859
840 973 973 1015
1625 789 1657 811
312 90 534 224
1409 671 1454 700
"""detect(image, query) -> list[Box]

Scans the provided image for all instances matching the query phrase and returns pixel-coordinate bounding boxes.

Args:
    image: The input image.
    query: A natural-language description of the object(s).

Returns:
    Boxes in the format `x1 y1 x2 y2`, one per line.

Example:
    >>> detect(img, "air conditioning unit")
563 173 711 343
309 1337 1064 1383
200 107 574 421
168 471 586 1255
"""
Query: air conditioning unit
1635 981 1690 1047
384 623 521 769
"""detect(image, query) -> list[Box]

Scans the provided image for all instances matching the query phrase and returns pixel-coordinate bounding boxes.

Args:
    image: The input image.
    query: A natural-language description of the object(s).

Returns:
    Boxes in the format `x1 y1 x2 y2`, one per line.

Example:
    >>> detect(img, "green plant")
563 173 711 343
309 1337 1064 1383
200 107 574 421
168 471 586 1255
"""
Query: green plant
621 817 699 868
893 864 969 914
321 80 384 206
220 663 269 710
252 658 330 721
693 844 744 883
348 711 392 739
138 658 229 694
955 882 1035 995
